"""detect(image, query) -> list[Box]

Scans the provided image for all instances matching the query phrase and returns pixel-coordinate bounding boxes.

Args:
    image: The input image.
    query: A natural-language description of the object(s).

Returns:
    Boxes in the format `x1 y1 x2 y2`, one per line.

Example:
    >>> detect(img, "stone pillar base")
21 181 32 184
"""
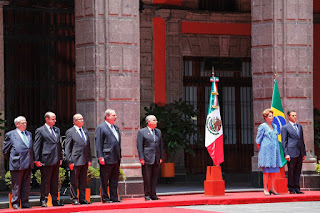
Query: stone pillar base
300 172 320 190
119 178 144 198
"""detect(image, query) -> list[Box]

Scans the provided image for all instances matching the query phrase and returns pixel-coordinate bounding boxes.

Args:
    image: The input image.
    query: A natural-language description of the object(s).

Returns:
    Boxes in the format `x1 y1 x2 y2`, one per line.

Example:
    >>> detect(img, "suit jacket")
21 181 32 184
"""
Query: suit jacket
34 125 62 166
281 123 306 158
95 122 121 164
3 129 34 171
65 126 92 166
137 127 163 165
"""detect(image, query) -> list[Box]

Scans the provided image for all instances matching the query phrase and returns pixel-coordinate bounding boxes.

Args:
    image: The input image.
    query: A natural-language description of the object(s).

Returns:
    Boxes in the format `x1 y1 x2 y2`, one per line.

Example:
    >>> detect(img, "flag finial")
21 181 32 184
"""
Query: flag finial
212 66 215 78
275 72 277 81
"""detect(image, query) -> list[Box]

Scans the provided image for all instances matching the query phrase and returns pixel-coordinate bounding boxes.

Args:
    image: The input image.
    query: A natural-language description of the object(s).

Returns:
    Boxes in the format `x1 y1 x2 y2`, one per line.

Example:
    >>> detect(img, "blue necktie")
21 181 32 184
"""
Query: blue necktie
50 127 56 139
294 124 299 134
79 128 86 144
22 131 29 147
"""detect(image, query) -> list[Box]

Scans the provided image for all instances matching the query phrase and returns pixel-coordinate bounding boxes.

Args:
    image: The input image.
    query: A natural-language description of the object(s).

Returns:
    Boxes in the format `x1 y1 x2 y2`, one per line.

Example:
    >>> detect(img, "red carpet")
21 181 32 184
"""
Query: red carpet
1 191 320 213
84 207 220 213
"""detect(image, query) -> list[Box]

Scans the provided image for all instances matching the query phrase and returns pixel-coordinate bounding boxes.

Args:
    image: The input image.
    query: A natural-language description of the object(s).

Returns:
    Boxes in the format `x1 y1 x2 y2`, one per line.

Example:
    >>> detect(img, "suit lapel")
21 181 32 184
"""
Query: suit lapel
288 123 299 137
84 128 89 144
44 125 56 142
104 122 118 141
154 129 159 142
146 127 155 142
14 130 27 147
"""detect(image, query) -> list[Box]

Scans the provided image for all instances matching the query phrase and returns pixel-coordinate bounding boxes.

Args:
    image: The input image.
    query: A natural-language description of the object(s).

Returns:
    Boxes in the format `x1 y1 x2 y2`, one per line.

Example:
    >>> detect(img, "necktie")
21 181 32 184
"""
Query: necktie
79 128 86 143
50 127 56 139
294 124 299 134
152 129 156 141
111 125 119 141
22 131 29 147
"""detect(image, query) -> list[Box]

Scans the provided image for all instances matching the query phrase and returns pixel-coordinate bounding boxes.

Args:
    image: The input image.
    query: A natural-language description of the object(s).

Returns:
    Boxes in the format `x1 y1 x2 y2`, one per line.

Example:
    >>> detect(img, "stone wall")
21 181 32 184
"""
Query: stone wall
251 0 315 172
140 7 251 111
75 0 143 197
140 7 251 168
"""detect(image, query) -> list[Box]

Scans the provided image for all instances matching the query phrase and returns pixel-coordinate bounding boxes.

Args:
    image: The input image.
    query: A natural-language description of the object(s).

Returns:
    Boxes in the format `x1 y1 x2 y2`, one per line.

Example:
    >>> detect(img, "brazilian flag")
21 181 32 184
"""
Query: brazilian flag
271 79 287 167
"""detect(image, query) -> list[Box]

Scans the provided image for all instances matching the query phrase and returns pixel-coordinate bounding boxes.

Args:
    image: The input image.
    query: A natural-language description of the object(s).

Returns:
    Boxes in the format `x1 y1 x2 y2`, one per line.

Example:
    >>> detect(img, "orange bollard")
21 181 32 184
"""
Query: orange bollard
268 167 288 193
47 193 60 206
77 188 91 203
204 166 225 196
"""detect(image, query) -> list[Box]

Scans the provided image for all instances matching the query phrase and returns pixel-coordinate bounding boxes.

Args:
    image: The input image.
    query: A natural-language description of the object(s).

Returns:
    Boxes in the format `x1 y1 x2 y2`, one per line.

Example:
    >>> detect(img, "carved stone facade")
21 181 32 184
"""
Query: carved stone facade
74 0 143 197
251 0 316 174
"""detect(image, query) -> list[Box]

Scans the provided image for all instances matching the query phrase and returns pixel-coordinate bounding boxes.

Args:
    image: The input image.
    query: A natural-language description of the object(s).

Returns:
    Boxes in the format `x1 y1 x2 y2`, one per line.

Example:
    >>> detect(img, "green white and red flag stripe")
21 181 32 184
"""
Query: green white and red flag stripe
205 75 224 166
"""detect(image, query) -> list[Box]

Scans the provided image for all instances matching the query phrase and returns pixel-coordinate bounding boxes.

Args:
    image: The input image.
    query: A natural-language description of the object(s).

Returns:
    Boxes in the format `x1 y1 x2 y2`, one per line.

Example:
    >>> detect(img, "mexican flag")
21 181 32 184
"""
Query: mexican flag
205 77 224 166
271 79 287 167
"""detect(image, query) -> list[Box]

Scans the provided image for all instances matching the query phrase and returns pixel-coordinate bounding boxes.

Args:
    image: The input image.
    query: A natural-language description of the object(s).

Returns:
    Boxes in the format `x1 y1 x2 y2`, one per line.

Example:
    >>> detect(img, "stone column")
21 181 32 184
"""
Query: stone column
0 1 9 179
252 0 317 188
75 0 143 197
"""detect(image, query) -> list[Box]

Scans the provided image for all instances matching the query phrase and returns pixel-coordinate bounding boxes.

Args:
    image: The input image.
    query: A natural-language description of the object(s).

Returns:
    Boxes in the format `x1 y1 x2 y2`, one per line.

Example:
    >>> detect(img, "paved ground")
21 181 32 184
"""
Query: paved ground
47 201 320 213
179 201 320 213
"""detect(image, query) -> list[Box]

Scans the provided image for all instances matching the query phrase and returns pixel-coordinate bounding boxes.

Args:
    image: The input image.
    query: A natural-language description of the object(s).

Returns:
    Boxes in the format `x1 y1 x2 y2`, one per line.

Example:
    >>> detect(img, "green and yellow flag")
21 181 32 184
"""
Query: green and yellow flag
271 79 287 167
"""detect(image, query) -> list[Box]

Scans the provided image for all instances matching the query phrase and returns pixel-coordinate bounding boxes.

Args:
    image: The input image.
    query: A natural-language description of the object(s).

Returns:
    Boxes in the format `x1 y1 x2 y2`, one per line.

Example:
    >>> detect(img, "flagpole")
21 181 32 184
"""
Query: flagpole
204 66 225 196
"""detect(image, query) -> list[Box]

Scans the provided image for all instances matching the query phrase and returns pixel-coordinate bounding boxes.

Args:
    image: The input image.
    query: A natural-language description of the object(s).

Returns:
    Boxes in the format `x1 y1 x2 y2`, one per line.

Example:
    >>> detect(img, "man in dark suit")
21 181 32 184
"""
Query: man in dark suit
95 109 121 203
137 115 163 201
33 111 63 207
3 116 33 209
65 113 92 205
281 110 306 194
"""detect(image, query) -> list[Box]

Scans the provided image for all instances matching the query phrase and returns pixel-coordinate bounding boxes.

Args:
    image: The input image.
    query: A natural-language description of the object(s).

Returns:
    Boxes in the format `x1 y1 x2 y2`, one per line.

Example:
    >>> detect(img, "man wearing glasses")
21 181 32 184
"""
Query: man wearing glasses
65 114 92 205
3 116 34 209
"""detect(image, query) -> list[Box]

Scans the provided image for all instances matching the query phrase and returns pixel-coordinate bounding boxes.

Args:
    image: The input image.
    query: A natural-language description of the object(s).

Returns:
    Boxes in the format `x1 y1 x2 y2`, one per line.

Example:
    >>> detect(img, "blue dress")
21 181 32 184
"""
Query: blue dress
256 122 281 173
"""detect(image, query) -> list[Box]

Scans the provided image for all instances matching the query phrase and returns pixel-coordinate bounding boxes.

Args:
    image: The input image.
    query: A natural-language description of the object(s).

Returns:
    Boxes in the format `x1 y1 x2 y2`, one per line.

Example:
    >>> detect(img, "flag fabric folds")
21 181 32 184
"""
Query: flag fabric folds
205 76 224 166
271 79 287 167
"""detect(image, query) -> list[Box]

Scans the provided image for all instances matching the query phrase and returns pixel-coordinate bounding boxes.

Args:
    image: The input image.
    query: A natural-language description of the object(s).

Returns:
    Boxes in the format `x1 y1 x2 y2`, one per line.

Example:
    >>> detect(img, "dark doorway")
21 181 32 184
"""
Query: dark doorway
4 0 75 135
183 57 254 183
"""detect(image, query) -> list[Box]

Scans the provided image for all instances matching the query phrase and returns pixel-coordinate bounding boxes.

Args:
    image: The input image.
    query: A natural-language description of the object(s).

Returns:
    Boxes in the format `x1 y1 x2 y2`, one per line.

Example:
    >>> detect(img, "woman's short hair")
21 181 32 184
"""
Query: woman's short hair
262 108 273 118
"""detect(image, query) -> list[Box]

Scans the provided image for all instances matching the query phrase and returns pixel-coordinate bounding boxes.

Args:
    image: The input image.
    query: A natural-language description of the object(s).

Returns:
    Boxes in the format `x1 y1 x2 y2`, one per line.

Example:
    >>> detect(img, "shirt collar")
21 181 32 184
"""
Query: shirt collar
289 121 296 126
45 123 52 130
105 120 112 128
16 128 24 134
147 126 154 132
74 125 81 131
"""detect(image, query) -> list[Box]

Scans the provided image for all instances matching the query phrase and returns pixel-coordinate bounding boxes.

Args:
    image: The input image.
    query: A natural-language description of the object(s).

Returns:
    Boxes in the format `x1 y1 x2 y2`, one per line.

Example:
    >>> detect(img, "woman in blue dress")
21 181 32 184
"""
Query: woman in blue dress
256 108 282 196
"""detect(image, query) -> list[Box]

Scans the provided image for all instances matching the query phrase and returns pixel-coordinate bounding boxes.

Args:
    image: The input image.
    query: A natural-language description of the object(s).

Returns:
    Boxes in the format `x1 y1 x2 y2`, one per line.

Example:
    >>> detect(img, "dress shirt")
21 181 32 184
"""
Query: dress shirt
74 125 87 141
45 123 56 137
16 129 29 144
105 121 119 141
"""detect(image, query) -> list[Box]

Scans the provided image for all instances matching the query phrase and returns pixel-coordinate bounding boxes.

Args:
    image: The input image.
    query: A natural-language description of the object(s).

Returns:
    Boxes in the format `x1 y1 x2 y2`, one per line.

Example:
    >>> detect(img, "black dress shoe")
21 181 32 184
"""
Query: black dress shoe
269 190 280 195
289 191 296 194
145 196 152 201
12 204 20 209
72 200 80 205
151 196 160 200
79 200 90 204
102 199 112 203
21 205 30 208
296 191 304 194
112 200 121 203
41 200 47 207
52 200 64 206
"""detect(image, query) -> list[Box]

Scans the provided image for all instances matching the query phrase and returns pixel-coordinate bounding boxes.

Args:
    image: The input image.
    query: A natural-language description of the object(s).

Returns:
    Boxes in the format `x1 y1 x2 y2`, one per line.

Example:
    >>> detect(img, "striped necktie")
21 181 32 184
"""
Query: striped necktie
22 131 29 147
